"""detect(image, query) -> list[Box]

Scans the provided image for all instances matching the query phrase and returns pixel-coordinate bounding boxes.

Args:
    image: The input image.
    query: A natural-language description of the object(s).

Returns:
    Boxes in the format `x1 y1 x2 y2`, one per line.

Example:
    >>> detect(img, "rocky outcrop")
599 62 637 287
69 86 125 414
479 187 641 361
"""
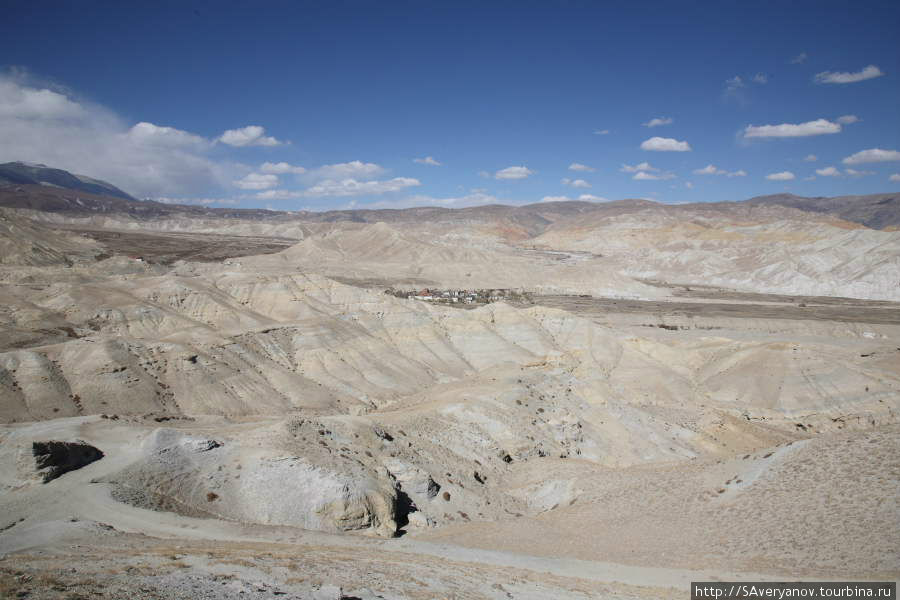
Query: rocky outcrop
25 440 104 483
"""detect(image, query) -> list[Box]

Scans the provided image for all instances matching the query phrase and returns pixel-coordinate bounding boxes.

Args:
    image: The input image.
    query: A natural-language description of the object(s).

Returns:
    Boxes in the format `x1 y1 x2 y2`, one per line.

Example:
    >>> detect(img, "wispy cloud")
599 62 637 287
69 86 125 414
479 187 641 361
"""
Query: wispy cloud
633 171 675 181
743 119 841 138
260 161 306 174
889 174 900 182
593 129 610 135
815 65 884 84
643 117 673 128
752 73 768 84
0 72 235 197
790 52 808 64
561 178 591 188
836 115 860 125
803 154 818 162
568 162 595 172
692 164 746 177
765 171 795 181
620 162 657 173
413 156 441 166
234 173 279 189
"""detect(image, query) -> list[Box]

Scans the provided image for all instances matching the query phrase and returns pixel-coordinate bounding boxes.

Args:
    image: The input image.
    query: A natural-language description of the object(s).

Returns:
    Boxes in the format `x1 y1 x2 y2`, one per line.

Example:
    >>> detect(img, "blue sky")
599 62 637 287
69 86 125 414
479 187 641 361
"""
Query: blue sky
1 0 898 209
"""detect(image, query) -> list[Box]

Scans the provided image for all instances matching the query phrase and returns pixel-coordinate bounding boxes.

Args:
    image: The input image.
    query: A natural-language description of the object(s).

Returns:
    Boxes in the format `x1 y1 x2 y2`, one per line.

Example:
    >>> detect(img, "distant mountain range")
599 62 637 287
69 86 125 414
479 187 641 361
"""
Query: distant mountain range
0 162 135 201
0 162 897 229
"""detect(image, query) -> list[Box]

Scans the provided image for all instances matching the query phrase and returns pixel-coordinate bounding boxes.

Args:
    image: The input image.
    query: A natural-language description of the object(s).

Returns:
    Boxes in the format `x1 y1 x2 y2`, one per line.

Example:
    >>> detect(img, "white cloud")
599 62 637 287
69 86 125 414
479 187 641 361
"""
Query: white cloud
633 171 675 181
815 65 884 84
836 115 860 125
593 129 610 135
0 73 232 198
685 181 694 189
234 172 279 190
816 166 841 177
693 164 725 175
128 122 208 148
540 196 572 203
311 160 385 180
890 174 900 182
728 170 747 177
643 117 673 128
217 125 284 147
578 194 609 202
743 119 841 138
765 171 795 181
842 148 900 165
568 162 595 172
303 177 420 197
260 161 306 174
753 73 768 84
844 168 875 177
803 154 818 162
620 162 657 173
641 136 691 152
494 166 533 180
562 178 591 188
790 52 808 64
413 156 441 166
804 175 816 181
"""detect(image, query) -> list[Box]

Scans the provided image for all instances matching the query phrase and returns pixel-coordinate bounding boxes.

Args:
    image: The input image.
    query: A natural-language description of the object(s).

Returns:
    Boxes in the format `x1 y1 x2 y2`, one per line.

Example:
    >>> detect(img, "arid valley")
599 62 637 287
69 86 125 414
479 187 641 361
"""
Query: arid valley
0 163 898 599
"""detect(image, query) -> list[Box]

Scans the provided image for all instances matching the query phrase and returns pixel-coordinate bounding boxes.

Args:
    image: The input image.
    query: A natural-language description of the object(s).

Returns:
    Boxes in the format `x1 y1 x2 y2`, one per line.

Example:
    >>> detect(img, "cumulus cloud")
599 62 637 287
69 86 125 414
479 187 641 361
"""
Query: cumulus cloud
743 119 841 138
260 161 306 174
0 72 231 197
844 168 875 177
562 178 591 188
836 115 860 125
568 162 595 172
643 117 673 128
578 194 609 202
815 65 884 84
640 136 691 152
217 125 284 147
234 173 279 190
494 166 533 180
803 154 818 162
816 166 841 177
890 174 900 182
753 73 768 84
728 170 747 177
790 52 808 64
540 196 572 203
842 148 900 165
620 162 657 173
413 156 441 166
765 171 795 181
